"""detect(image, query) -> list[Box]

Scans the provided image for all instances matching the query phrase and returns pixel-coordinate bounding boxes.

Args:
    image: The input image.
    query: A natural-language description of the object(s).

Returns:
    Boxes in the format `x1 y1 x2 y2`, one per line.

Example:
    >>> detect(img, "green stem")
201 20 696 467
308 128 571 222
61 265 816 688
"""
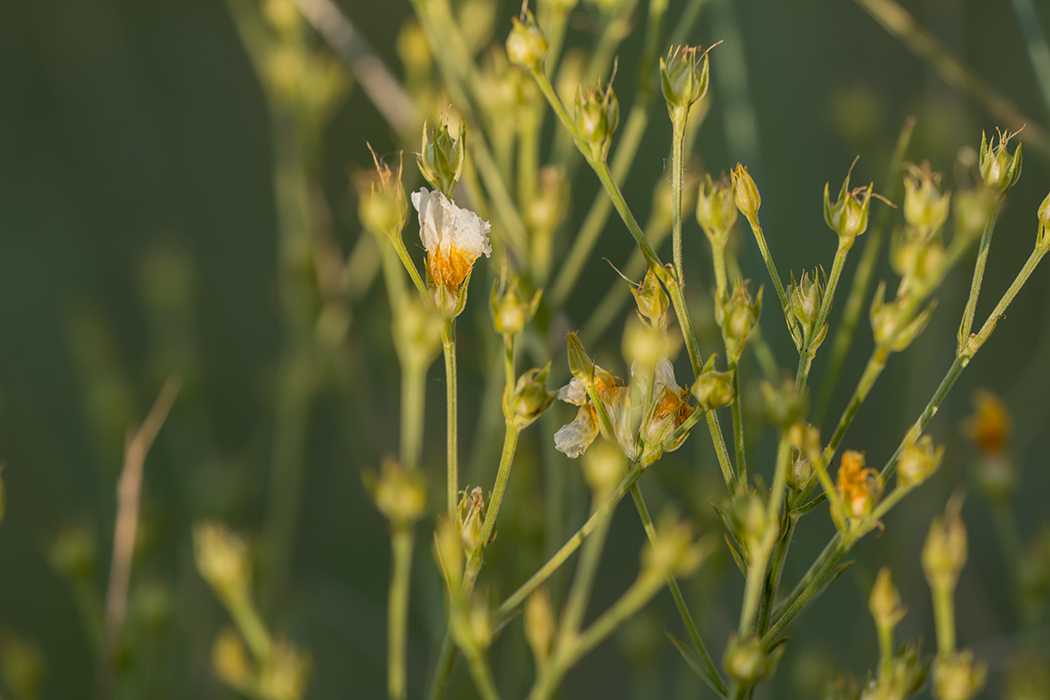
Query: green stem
757 514 796 635
402 363 426 471
441 323 458 516
390 236 431 302
797 240 850 391
814 117 915 426
876 621 895 680
730 361 746 486
671 113 687 281
630 485 727 696
558 495 615 638
227 594 272 663
465 426 522 588
745 217 796 346
957 213 999 352
931 584 956 656
389 529 414 700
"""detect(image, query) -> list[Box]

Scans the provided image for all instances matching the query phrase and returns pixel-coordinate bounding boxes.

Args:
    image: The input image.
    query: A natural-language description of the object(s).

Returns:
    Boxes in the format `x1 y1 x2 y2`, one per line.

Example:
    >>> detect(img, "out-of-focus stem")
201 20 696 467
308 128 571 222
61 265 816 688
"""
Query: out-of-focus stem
389 529 414 700
441 322 459 517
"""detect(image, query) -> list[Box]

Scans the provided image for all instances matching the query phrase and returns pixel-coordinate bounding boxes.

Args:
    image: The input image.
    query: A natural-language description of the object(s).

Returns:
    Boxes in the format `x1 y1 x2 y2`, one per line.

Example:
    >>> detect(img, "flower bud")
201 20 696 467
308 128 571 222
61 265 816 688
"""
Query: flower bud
922 494 968 592
583 438 626 496
466 596 493 650
212 627 252 690
824 160 874 247
355 148 408 238
525 587 555 666
978 128 1022 196
1038 190 1050 250
456 487 489 554
505 10 549 71
896 434 944 490
258 639 311 700
362 457 428 529
393 296 442 370
630 267 670 328
526 166 569 234
760 376 807 431
418 117 466 198
787 423 821 490
566 332 595 386
869 281 934 352
718 280 761 361
397 18 431 77
696 173 737 244
724 634 782 686
574 81 620 162
903 162 951 236
507 364 557 427
788 269 824 329
642 513 705 579
623 314 669 370
193 520 251 605
728 491 771 557
932 650 986 700
891 232 945 295
836 451 883 522
660 46 710 117
692 356 735 410
962 390 1017 501
952 187 994 245
434 516 463 592
491 278 541 337
731 164 761 224
869 567 906 632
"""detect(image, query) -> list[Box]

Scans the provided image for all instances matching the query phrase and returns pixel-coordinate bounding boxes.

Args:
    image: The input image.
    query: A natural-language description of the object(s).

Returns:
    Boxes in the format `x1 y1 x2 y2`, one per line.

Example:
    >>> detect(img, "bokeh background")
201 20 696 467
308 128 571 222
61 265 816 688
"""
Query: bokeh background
1 0 1049 697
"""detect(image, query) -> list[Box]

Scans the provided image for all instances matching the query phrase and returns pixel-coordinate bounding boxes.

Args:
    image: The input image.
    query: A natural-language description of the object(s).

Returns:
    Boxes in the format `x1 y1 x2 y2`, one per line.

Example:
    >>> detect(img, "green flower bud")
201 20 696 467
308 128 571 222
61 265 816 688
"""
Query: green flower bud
760 376 807 431
362 457 428 529
622 314 669 370
660 45 710 117
456 487 489 554
786 423 821 490
932 650 986 700
566 332 595 386
717 280 762 362
491 278 541 337
869 281 935 352
193 520 251 605
727 490 771 557
978 128 1022 196
724 633 783 686
890 232 945 296
418 117 466 198
574 80 619 163
824 160 874 247
903 162 951 236
394 296 442 370
922 494 968 593
869 567 906 633
507 364 557 427
211 627 252 691
434 516 463 593
952 186 994 245
896 434 944 490
629 267 670 327
355 147 408 239
583 439 626 497
696 173 737 244
525 588 555 666
505 10 549 71
1038 190 1050 250
526 166 569 234
641 512 705 579
692 356 735 410
731 163 761 224
788 269 824 333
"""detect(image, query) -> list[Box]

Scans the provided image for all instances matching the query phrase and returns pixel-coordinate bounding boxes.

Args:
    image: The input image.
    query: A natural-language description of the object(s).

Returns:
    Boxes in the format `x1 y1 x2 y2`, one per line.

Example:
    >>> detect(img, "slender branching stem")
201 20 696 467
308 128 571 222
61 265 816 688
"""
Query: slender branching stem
671 115 687 282
744 217 795 344
797 239 850 390
931 583 956 657
389 529 414 700
441 322 459 516
729 361 746 486
957 213 1000 352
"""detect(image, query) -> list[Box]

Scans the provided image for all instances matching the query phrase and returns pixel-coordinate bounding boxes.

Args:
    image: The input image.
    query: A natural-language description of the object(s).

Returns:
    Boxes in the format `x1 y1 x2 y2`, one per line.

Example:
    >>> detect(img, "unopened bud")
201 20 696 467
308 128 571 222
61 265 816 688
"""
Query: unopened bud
527 166 569 234
456 487 489 554
566 332 595 386
922 494 968 592
491 279 541 337
728 491 770 557
507 364 556 427
660 46 710 117
869 281 934 352
642 513 705 579
824 160 874 247
1038 190 1050 249
258 640 311 700
506 10 549 70
692 356 735 410
434 515 463 592
630 267 670 327
394 296 442 369
724 634 782 686
896 434 944 490
418 117 466 198
932 650 986 700
193 520 251 605
582 439 626 496
787 423 820 490
362 457 428 528
397 19 431 76
355 148 408 238
718 280 761 361
731 164 761 224
869 567 906 632
212 628 253 689
952 187 994 244
525 587 555 665
788 269 823 329
903 162 951 236
623 314 669 370
696 173 737 244
760 376 806 430
979 129 1022 196
574 81 619 162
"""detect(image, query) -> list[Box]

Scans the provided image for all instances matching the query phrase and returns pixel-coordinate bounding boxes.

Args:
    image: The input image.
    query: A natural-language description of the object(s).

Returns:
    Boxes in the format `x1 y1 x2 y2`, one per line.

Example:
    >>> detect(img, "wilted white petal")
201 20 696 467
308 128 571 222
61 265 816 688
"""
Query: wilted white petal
412 188 491 289
554 406 599 458
600 386 637 461
652 358 678 392
557 377 588 405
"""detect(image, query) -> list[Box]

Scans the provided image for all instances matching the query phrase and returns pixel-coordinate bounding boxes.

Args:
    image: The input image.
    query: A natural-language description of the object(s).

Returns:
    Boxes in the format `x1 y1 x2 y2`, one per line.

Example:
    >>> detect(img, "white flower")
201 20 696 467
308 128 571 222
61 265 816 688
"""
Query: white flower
411 187 491 290
553 365 636 461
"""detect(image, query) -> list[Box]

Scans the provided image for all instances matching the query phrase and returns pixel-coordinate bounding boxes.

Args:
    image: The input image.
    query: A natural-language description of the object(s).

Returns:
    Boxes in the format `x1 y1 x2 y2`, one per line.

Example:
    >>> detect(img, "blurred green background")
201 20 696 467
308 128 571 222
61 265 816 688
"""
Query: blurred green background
1 0 1049 697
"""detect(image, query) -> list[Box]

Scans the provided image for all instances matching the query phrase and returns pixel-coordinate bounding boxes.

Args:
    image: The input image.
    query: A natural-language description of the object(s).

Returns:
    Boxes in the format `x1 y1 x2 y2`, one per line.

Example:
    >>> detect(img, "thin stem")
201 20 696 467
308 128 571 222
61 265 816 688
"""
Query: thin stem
745 217 796 345
957 214 999 352
389 529 414 700
757 514 796 635
815 117 915 426
402 363 426 471
441 323 458 517
391 236 431 302
630 485 727 696
877 621 895 679
465 426 522 587
228 595 273 663
558 494 615 637
931 584 956 656
671 114 687 282
729 361 747 486
797 240 849 391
